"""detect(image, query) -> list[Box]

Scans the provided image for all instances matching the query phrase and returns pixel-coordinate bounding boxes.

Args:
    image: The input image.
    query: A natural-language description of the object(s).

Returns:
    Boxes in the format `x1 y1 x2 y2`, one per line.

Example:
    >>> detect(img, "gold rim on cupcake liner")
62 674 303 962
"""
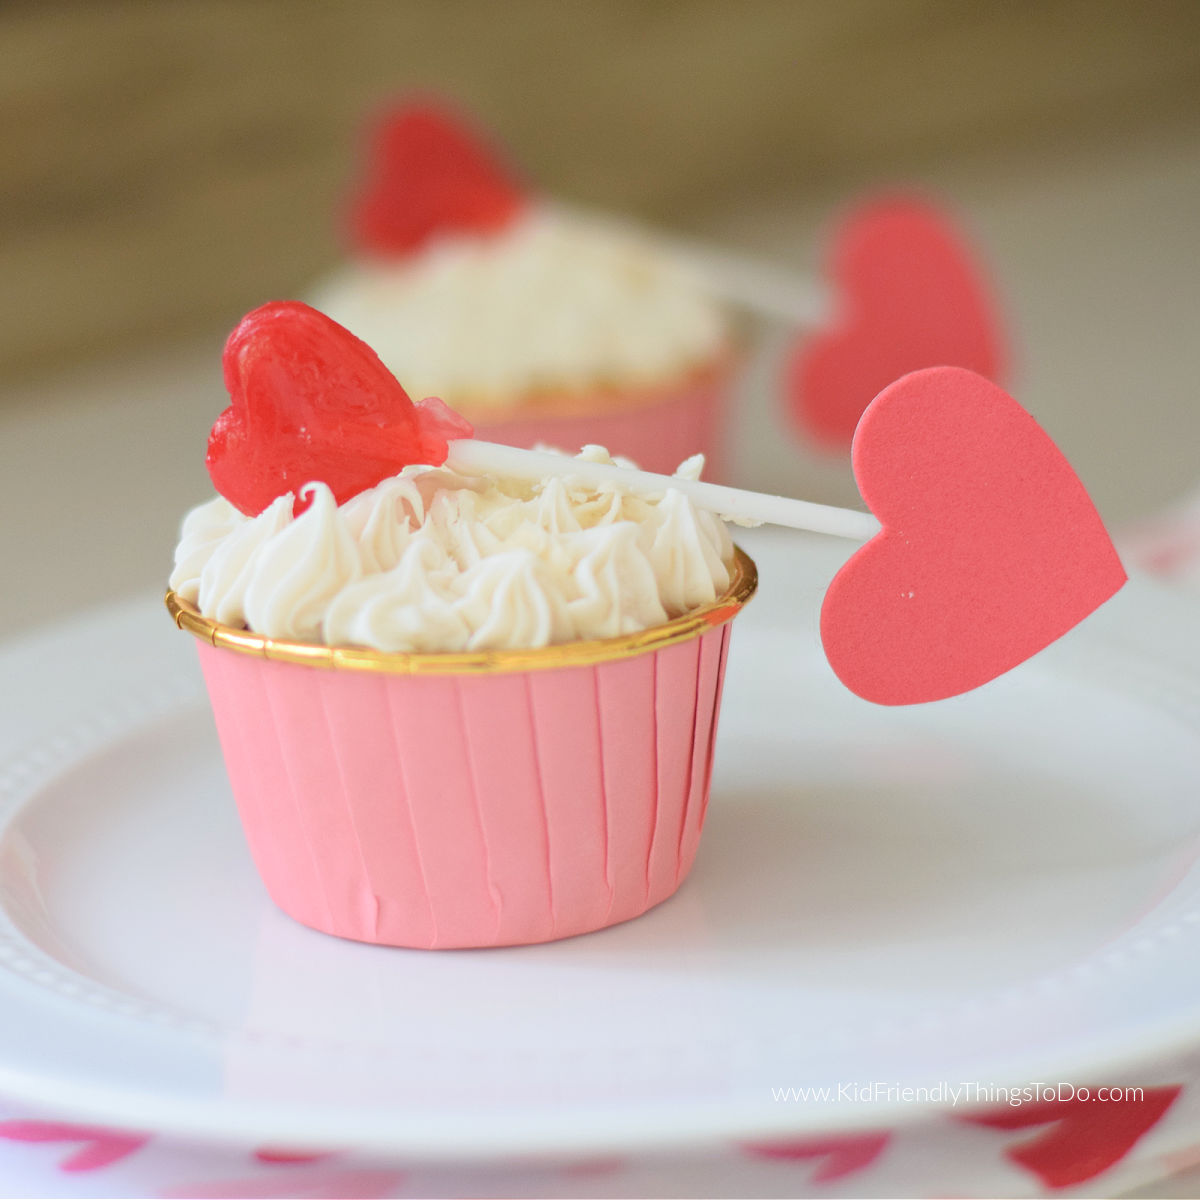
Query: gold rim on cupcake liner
166 545 757 676
446 352 736 423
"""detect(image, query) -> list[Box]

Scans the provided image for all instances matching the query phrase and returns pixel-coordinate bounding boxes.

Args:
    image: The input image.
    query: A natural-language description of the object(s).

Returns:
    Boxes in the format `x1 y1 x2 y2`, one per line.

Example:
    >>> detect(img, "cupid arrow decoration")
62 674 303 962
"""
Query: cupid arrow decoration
819 366 1126 704
207 304 1124 707
785 194 1009 452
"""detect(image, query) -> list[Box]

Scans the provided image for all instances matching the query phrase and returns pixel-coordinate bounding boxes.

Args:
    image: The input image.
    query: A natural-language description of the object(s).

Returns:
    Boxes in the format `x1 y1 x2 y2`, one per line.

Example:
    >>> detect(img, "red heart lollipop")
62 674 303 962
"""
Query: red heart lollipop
788 195 1007 451
207 301 473 516
820 367 1125 705
348 100 528 258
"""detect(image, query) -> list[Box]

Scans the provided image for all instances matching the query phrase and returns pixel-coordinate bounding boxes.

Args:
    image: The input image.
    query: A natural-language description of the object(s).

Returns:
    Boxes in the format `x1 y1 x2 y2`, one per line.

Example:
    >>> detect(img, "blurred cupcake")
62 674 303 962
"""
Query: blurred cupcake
166 304 756 949
309 100 736 477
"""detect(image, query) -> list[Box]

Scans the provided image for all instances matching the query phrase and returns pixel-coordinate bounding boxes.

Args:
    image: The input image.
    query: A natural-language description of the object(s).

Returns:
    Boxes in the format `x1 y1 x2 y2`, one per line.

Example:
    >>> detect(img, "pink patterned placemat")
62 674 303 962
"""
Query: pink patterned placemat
0 1058 1197 1199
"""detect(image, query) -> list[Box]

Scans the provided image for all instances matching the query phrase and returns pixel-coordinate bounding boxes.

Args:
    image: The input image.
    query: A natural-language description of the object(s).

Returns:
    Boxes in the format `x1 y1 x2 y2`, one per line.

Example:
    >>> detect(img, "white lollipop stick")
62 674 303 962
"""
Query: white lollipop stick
445 440 880 542
552 202 832 327
656 233 833 327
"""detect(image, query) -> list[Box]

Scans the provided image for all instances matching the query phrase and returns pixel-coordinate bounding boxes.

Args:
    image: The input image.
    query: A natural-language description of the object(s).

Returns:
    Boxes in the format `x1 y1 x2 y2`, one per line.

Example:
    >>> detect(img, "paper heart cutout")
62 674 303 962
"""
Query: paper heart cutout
347 99 527 257
163 1167 406 1200
254 1148 336 1164
0 1120 149 1172
742 1132 892 1183
821 367 1126 705
788 194 1007 451
960 1085 1182 1189
208 301 473 516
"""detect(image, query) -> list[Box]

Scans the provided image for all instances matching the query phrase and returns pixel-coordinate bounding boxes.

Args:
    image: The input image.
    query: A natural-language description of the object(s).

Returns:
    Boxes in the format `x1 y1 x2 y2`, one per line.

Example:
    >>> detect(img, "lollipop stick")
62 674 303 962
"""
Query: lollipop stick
552 202 832 327
445 440 880 542
657 233 833 327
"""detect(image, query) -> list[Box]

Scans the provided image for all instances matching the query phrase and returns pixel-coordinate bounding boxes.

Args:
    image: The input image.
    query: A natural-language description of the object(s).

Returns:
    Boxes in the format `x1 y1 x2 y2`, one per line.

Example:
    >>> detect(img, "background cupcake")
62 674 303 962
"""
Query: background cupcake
309 100 738 477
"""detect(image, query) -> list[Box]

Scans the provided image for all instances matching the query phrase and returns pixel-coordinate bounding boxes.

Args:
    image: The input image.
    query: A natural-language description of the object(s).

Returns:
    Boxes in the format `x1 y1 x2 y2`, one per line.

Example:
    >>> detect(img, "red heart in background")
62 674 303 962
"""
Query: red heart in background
788 194 1007 451
960 1086 1182 1190
348 99 527 257
208 301 473 516
820 366 1125 705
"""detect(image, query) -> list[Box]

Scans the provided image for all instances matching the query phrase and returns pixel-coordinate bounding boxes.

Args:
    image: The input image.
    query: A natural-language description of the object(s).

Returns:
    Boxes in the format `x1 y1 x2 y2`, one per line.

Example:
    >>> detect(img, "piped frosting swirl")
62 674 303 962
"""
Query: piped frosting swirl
310 205 728 408
170 448 733 652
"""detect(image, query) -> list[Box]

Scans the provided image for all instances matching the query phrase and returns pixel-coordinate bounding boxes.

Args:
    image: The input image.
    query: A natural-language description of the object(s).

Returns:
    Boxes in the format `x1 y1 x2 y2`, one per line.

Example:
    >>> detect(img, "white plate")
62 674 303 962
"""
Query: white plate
2 528 1200 1159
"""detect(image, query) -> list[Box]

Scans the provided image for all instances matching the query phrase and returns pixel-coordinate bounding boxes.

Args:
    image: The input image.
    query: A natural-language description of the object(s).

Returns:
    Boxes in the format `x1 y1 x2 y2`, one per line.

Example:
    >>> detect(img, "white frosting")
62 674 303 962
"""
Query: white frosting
241 485 362 641
170 449 735 651
309 206 728 408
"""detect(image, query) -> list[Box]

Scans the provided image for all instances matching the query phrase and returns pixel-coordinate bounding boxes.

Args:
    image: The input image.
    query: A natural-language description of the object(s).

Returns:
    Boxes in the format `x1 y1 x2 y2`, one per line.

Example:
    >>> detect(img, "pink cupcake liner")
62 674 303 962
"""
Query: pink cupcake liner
177 552 754 950
466 361 733 480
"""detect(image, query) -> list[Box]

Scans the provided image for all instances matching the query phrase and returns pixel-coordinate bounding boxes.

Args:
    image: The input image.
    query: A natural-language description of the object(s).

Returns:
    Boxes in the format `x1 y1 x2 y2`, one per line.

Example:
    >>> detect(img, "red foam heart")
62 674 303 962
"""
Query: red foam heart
821 366 1125 705
208 301 473 516
347 99 527 257
789 194 1007 451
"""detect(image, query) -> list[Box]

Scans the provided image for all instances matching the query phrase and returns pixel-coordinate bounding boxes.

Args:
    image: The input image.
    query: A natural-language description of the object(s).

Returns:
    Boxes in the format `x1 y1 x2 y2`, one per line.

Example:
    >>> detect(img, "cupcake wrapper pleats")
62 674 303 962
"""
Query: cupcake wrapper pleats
467 363 731 479
197 623 733 949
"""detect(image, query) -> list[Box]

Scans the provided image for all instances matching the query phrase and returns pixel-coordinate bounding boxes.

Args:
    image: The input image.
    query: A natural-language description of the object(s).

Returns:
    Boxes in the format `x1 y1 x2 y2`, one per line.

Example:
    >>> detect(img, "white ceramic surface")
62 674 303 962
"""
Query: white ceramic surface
1 528 1199 1160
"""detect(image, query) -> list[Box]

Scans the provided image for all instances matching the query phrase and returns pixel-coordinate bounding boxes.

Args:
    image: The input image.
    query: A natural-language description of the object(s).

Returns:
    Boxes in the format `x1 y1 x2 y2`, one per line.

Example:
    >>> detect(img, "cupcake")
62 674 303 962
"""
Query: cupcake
167 302 756 949
308 100 736 477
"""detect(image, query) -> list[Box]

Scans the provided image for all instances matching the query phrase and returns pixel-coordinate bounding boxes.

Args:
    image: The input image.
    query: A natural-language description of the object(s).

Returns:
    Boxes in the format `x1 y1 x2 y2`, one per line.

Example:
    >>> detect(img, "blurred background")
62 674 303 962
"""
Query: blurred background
3 0 1200 632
